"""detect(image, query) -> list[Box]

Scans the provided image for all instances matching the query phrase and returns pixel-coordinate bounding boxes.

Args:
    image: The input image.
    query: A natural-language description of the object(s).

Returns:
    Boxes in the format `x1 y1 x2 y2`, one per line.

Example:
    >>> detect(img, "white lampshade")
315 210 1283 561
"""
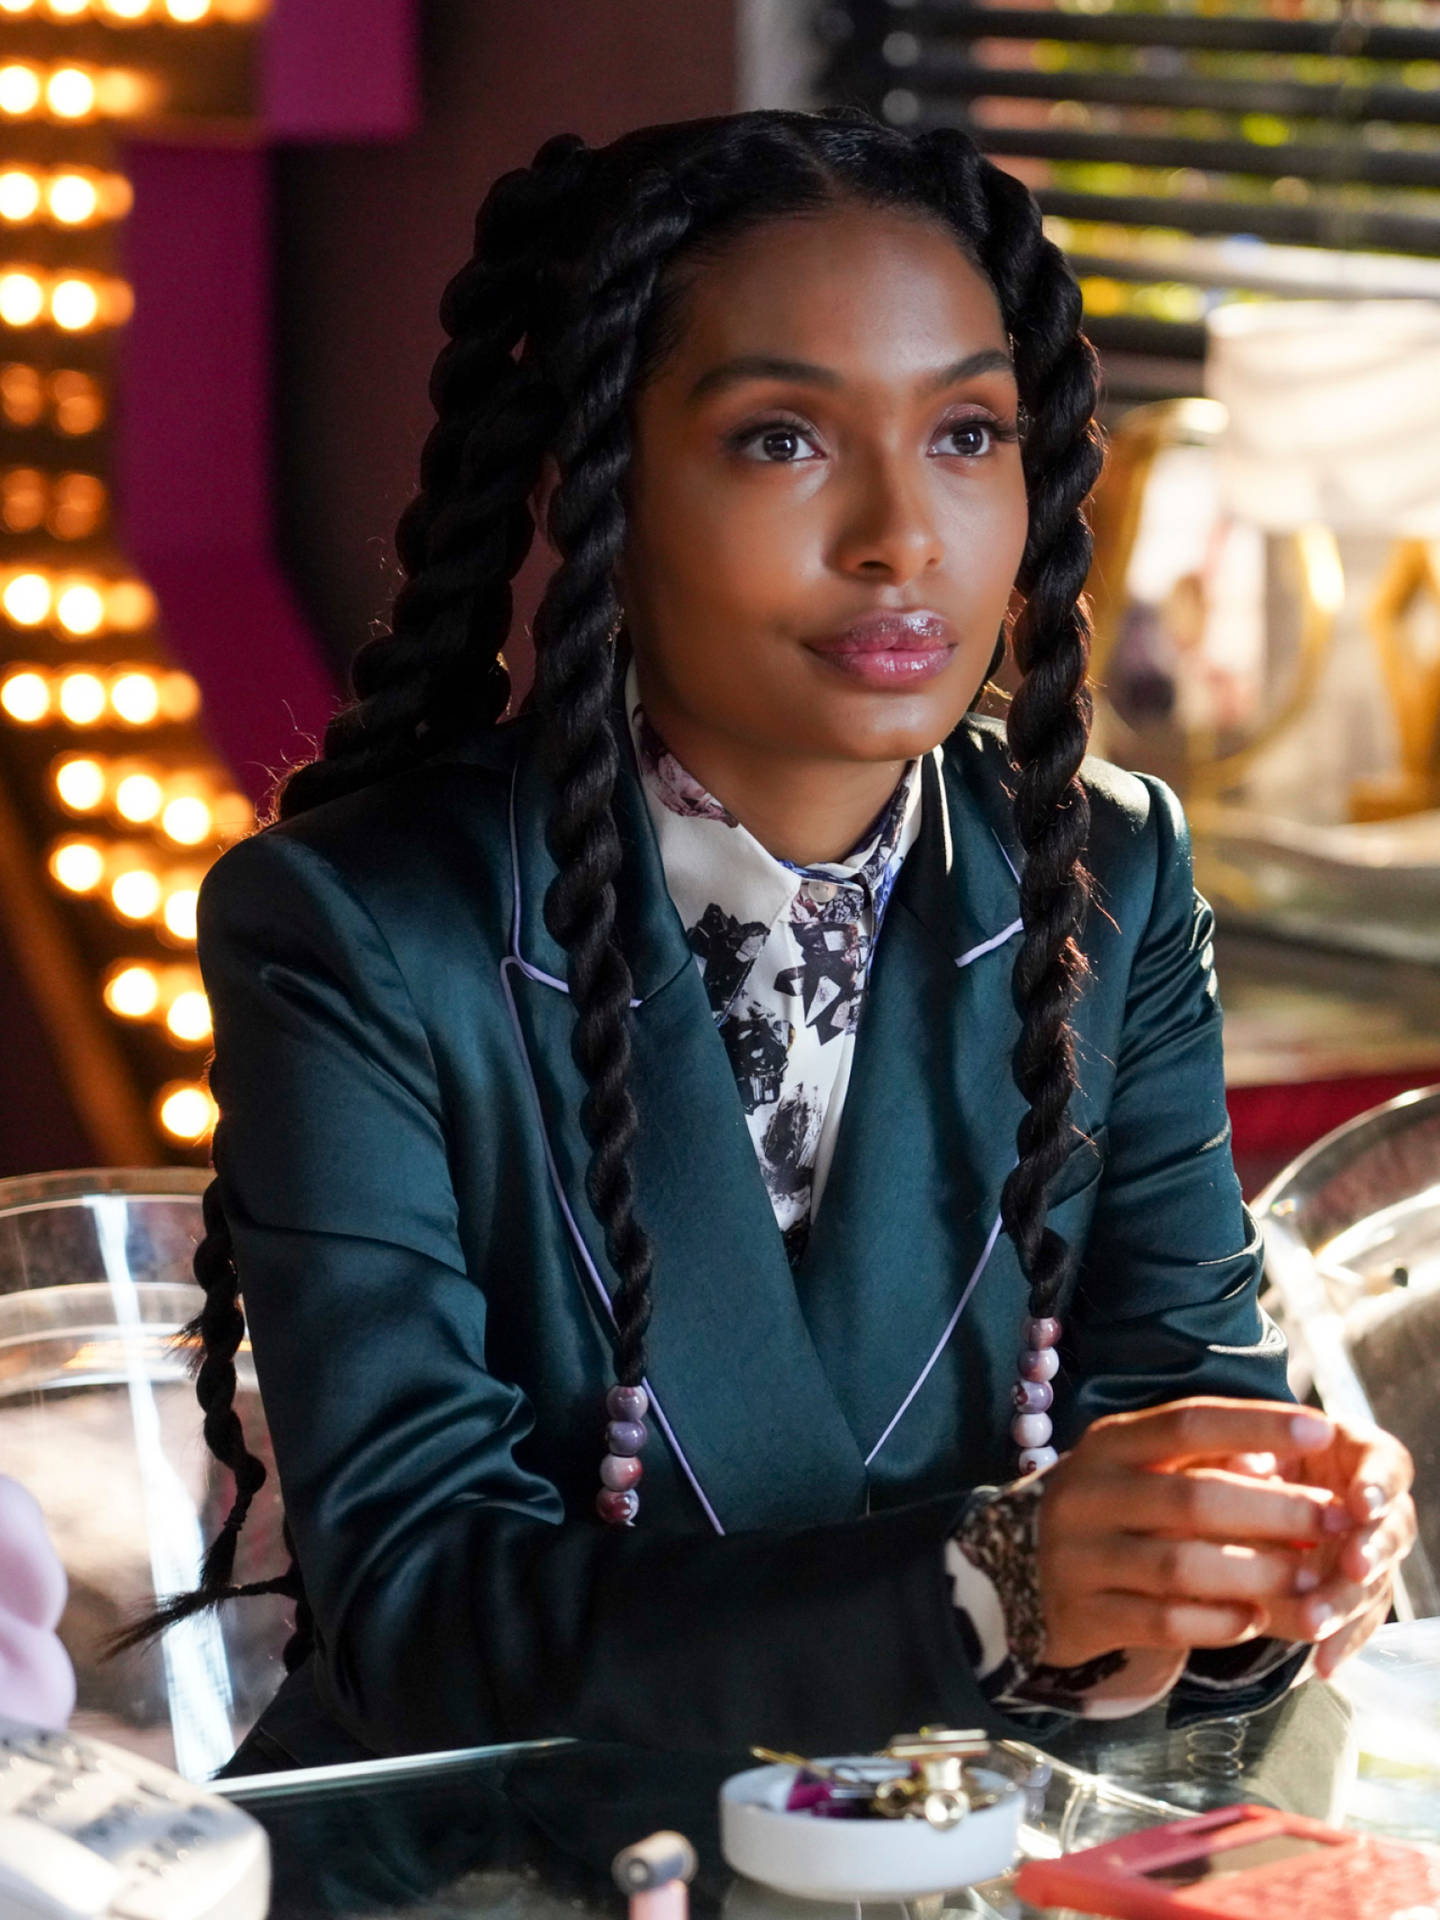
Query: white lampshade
1205 299 1440 536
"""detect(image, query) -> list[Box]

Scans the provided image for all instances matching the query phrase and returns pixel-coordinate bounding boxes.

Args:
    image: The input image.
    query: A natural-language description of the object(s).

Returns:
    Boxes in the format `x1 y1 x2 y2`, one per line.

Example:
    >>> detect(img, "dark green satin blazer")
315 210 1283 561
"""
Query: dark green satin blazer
201 699 1289 1764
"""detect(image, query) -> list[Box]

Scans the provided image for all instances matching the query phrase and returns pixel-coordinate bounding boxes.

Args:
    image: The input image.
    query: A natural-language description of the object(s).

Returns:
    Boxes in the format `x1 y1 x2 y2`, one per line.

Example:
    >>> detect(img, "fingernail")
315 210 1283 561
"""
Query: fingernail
1291 1414 1332 1446
1360 1484 1388 1519
1324 1504 1352 1533
1294 1565 1321 1593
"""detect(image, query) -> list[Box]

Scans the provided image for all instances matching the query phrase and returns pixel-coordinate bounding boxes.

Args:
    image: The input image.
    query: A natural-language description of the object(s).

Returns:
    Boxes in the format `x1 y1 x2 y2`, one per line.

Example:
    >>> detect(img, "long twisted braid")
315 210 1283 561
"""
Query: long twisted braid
108 108 1102 1671
920 129 1103 1328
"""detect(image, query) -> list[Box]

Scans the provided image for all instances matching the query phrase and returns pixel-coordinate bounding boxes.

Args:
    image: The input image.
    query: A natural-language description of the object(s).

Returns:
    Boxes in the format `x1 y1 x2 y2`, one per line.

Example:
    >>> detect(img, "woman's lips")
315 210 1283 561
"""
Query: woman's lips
804 611 957 688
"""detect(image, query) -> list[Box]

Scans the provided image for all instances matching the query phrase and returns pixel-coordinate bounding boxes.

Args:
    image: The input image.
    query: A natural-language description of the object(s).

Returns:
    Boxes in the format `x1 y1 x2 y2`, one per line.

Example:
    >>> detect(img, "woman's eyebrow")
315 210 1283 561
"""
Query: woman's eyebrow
686 346 1015 404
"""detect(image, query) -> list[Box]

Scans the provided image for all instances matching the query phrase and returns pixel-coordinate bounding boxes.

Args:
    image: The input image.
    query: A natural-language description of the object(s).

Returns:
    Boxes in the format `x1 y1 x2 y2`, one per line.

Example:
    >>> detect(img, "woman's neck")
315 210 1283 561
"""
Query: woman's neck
637 698 911 866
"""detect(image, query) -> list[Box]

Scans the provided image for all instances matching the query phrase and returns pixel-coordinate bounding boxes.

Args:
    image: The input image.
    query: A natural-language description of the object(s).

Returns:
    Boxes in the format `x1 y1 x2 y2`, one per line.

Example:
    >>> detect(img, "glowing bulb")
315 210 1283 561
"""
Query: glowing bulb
46 69 96 119
49 473 106 541
0 273 44 327
0 171 40 221
48 0 90 14
104 578 152 630
2 571 50 625
163 886 198 940
111 866 160 919
158 1081 216 1142
54 756 105 809
0 68 43 117
56 581 103 635
105 964 159 1018
48 174 98 225
92 69 148 117
1 467 44 532
103 0 151 14
0 2 37 16
0 364 42 424
50 839 103 891
51 369 103 433
58 671 105 725
51 278 98 330
111 672 159 724
162 795 211 845
156 672 200 721
115 771 162 821
1 671 49 722
165 990 211 1042
214 791 253 839
165 0 210 16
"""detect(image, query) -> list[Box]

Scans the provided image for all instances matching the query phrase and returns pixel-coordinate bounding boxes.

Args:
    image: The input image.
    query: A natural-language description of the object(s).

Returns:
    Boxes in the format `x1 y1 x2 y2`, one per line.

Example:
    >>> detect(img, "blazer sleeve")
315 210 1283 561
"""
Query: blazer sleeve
1061 773 1291 1431
199 828 1016 1760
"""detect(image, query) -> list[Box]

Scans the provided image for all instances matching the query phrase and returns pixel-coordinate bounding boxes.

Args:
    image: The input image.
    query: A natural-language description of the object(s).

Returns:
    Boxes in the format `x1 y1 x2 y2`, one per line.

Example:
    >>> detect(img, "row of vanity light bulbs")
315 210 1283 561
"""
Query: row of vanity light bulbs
1 0 264 19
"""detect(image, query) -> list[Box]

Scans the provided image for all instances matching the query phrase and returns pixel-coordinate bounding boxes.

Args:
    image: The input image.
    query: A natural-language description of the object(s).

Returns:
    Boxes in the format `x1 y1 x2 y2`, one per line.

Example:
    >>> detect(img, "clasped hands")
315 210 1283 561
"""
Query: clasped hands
1036 1398 1417 1681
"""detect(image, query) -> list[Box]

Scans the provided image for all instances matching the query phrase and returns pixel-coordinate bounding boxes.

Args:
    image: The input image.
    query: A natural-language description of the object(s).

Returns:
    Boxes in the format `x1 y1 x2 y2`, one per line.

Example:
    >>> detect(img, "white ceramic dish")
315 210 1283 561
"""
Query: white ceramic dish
719 1759 1025 1901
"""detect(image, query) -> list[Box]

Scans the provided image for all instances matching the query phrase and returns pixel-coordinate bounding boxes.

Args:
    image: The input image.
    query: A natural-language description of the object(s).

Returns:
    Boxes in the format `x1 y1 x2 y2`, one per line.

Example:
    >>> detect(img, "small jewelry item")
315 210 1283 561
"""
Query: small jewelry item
596 1383 648 1525
755 1728 1000 1831
1013 1314 1061 1472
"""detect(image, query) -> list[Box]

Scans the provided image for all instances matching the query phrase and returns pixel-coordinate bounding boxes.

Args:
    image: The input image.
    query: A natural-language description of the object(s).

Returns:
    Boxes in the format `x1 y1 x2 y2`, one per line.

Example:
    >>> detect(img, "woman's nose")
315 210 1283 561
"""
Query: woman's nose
831 454 946 582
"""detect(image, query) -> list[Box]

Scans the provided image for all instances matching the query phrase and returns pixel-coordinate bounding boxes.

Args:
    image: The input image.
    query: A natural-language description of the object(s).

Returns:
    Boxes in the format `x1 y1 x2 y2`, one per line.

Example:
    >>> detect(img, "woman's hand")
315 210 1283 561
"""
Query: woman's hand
1034 1398 1412 1672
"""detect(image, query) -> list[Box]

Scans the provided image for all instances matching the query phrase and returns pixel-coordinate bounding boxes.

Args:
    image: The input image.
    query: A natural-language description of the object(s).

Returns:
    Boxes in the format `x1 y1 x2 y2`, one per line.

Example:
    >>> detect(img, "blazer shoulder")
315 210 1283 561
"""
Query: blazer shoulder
955 714 1188 906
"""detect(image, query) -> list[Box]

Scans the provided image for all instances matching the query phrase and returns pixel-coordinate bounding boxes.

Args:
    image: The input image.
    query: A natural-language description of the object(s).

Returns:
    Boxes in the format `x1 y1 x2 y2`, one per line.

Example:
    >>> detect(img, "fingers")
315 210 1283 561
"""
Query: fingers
1073 1596 1268 1654
1341 1428 1414 1526
1336 1493 1418 1587
1051 1463 1344 1545
1315 1586 1393 1681
1060 1535 1305 1607
1087 1400 1334 1470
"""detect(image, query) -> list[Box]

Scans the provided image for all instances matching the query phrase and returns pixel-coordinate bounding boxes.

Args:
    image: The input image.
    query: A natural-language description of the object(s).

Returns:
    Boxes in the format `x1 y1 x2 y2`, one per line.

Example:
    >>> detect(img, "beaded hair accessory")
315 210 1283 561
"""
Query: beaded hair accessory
1013 1316 1060 1471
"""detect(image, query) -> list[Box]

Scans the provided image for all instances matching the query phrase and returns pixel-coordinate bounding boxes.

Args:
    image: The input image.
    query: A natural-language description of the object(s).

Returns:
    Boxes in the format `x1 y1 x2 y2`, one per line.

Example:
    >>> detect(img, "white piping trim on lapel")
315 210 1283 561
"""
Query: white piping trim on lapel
501 776 725 1537
862 1205 1006 1469
507 767 642 1006
955 918 1023 969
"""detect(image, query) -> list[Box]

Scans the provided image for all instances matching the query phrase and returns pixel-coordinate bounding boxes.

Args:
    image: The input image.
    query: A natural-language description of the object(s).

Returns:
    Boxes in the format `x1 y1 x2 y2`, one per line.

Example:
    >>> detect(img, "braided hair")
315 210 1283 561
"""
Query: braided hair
107 109 1100 1669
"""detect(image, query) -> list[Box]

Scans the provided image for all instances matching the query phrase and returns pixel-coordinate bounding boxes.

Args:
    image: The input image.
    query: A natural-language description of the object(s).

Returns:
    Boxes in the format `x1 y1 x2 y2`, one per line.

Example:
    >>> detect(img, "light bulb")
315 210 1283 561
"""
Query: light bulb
1 469 44 532
110 672 160 724
48 174 98 225
104 578 152 630
92 69 148 117
56 581 103 635
105 964 159 1017
1 671 48 722
156 672 200 721
162 795 211 845
158 1081 215 1142
58 671 105 725
54 756 105 809
162 886 198 940
0 2 38 16
49 474 106 541
0 171 40 221
0 364 42 424
51 278 99 330
165 990 211 1042
51 369 103 433
0 272 44 327
46 69 96 119
213 791 253 839
2 571 50 625
111 866 160 919
115 771 162 821
50 839 103 891
102 0 151 15
0 68 43 116
165 0 211 16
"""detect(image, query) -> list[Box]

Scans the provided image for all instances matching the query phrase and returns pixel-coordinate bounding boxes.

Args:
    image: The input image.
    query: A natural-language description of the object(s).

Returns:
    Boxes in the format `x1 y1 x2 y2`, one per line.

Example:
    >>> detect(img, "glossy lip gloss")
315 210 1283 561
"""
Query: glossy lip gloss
805 610 956 688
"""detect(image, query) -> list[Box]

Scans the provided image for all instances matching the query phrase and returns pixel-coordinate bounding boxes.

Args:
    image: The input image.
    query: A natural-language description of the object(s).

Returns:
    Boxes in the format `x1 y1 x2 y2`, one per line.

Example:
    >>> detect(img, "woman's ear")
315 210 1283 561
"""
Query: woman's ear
530 454 562 558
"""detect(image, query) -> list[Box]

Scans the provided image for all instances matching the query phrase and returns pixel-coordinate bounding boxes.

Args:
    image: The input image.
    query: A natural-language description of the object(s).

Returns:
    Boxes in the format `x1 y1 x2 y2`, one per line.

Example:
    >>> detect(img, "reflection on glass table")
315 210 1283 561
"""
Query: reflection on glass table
214 1632 1438 1920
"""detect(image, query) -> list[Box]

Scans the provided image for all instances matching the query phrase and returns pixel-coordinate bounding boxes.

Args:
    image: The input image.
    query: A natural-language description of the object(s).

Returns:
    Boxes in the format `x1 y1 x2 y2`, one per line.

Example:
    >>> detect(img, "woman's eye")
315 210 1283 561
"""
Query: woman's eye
733 420 822 464
938 419 1000 458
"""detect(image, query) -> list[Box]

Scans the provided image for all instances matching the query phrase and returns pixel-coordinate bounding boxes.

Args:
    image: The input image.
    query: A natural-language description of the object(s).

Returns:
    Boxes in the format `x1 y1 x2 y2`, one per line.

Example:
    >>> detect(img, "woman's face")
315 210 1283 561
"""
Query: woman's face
617 199 1029 781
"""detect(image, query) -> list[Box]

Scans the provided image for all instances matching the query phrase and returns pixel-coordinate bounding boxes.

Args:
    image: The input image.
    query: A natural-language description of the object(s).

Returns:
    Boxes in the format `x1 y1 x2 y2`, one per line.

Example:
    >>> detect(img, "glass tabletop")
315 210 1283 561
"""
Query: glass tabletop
213 1627 1440 1920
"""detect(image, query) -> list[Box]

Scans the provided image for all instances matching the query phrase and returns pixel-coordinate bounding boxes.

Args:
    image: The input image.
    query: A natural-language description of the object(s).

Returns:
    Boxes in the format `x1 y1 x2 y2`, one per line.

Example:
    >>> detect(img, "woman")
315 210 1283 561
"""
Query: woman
119 109 1413 1765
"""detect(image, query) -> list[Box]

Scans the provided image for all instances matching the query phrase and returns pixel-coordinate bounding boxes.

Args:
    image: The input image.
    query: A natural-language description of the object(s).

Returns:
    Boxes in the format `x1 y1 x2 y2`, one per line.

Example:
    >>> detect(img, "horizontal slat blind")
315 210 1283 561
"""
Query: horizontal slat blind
817 0 1440 399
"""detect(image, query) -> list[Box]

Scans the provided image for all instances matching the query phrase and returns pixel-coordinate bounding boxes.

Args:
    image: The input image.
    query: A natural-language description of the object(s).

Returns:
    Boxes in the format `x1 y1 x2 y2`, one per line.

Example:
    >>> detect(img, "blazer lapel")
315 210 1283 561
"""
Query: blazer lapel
501 714 869 1536
793 726 1031 1475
